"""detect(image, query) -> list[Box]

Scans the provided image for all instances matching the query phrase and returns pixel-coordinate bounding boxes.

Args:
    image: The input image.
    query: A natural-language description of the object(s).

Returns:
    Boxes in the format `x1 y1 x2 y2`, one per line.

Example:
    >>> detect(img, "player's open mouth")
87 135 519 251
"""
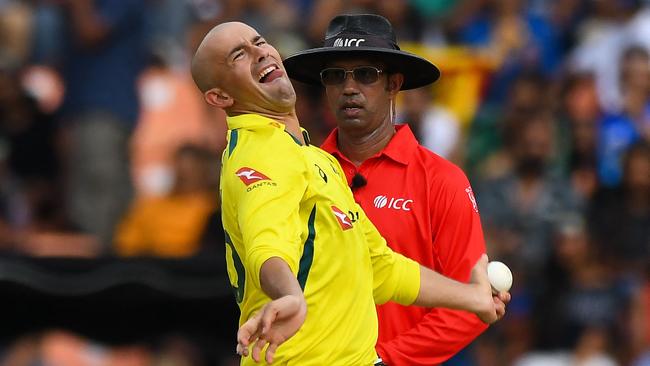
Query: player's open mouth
258 65 283 83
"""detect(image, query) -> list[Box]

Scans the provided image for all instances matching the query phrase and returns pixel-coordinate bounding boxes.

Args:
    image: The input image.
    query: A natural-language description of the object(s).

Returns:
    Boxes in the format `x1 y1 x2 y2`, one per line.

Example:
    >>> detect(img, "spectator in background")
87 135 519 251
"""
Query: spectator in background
597 46 650 187
533 215 629 365
0 68 93 256
629 264 650 365
465 72 549 180
57 0 146 250
475 109 583 365
477 109 582 287
0 0 33 68
0 329 223 366
455 0 560 102
131 52 226 198
0 189 10 250
569 0 643 113
116 144 220 258
588 142 650 275
558 72 601 200
398 85 462 163
306 0 421 45
0 68 59 228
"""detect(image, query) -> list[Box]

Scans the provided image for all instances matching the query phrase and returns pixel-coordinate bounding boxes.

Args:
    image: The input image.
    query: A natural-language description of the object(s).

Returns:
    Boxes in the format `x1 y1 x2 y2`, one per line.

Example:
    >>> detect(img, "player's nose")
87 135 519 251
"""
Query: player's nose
253 46 269 63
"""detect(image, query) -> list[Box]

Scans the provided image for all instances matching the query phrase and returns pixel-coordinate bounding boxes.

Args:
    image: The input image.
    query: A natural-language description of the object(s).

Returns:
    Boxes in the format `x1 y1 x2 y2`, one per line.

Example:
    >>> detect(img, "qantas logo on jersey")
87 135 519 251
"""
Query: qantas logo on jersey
373 195 413 211
331 206 353 230
465 187 479 213
236 167 277 191
236 167 270 185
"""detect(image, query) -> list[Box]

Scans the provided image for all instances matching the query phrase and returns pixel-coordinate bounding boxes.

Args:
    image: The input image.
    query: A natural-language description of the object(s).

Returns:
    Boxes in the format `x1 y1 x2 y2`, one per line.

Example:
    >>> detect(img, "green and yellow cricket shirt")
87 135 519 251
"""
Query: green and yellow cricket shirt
220 114 421 366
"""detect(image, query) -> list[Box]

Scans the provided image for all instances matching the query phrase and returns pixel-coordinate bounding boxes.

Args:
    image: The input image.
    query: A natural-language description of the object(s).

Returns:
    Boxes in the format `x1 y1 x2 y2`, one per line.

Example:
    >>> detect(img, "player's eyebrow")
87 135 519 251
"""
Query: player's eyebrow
228 35 263 59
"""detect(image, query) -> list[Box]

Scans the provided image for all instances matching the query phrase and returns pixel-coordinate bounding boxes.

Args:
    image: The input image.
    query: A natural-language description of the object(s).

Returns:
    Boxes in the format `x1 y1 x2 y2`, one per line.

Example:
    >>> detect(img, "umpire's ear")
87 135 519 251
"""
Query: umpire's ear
204 87 233 108
387 73 404 97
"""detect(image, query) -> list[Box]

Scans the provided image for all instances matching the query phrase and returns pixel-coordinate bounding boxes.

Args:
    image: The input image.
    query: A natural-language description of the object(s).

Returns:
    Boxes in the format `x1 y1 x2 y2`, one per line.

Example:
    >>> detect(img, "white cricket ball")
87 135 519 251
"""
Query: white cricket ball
487 261 513 293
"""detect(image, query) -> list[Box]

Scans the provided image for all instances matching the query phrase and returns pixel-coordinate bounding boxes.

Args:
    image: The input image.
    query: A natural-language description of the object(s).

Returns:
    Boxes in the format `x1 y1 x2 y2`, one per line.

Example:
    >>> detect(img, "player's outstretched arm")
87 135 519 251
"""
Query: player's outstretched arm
414 254 509 323
237 257 307 364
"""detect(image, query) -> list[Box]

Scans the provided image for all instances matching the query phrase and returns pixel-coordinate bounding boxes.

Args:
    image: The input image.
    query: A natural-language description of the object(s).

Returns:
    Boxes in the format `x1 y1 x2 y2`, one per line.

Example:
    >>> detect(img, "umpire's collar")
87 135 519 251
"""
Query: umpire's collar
321 124 418 165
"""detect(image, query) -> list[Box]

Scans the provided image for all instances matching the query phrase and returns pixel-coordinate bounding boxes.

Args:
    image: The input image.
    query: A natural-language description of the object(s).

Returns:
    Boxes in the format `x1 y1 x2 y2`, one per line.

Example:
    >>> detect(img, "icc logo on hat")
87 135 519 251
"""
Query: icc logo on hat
333 38 366 47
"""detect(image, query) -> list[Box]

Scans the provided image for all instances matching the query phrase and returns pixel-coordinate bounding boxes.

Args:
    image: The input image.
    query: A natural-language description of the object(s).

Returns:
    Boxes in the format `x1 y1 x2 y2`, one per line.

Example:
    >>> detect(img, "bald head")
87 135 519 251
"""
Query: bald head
190 21 296 116
191 22 255 92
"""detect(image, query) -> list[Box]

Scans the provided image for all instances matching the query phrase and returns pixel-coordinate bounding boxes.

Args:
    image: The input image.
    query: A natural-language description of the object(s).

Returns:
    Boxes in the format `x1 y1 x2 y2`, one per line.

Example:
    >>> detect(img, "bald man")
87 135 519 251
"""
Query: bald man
191 22 506 366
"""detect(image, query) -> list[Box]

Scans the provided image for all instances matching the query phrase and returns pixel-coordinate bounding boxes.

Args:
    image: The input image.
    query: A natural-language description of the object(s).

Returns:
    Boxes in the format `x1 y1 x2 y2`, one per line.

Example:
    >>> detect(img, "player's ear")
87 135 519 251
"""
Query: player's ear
204 87 233 108
387 73 403 97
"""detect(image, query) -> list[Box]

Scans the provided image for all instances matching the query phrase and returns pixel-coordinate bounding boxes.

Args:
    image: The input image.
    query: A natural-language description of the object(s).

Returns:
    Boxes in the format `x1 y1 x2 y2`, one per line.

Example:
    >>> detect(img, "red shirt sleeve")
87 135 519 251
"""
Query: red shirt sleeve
376 166 489 366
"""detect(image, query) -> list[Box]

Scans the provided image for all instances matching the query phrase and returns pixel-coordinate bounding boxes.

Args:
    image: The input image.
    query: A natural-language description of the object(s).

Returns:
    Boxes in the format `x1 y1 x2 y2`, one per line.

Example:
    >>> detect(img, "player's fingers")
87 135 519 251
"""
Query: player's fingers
498 291 511 303
260 307 278 335
250 325 263 344
237 320 264 359
243 312 266 340
265 342 279 364
251 337 268 363
237 324 257 347
236 343 249 357
237 328 250 347
491 307 499 323
493 297 506 319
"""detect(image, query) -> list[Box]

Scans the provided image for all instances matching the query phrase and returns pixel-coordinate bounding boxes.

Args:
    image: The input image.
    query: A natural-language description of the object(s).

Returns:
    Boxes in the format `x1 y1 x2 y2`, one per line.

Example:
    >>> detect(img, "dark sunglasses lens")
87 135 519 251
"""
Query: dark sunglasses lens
321 69 345 85
354 67 379 84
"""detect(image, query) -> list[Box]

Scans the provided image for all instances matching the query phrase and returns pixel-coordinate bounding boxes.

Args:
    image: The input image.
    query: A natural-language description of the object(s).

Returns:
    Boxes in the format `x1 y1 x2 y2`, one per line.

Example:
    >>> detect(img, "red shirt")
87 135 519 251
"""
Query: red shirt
322 124 488 366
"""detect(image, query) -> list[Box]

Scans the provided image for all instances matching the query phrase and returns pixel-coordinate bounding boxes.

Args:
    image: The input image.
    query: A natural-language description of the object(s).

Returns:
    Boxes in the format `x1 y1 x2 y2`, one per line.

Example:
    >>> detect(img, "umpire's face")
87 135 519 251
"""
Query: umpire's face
323 58 403 137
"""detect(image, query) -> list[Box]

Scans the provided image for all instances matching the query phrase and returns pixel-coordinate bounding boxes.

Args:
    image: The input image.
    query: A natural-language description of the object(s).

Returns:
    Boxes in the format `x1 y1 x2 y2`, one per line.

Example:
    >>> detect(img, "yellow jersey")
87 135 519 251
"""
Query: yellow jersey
220 114 420 366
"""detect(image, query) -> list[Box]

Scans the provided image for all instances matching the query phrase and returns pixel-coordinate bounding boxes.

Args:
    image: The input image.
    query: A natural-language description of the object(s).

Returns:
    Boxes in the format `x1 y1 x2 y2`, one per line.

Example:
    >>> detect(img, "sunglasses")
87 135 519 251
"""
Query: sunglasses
320 66 384 86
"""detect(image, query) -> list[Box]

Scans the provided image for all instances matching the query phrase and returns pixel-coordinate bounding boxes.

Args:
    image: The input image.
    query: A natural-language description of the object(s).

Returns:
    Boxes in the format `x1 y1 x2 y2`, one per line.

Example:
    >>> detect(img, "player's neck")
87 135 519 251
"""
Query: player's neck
337 120 395 166
279 112 304 145
256 110 305 145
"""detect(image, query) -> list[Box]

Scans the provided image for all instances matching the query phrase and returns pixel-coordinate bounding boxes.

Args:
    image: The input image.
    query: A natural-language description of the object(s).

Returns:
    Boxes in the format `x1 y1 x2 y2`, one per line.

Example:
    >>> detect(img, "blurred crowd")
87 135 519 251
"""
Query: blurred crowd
0 0 648 365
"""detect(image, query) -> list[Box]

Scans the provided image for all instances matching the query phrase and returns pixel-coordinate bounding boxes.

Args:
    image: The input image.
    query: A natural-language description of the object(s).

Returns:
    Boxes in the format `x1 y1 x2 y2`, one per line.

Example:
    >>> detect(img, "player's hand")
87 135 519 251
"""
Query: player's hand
493 290 511 319
237 294 307 364
469 254 509 324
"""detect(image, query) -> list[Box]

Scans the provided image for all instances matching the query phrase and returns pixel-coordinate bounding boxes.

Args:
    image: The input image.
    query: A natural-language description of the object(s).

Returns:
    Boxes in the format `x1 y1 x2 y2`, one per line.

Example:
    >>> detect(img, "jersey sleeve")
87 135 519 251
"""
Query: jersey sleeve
359 205 421 306
230 135 309 290
376 167 488 366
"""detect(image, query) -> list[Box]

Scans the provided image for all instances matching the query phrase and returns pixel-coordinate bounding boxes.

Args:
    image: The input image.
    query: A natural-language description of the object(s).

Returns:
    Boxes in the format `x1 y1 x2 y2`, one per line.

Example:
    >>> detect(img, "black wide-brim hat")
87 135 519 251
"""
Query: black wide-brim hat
284 14 440 90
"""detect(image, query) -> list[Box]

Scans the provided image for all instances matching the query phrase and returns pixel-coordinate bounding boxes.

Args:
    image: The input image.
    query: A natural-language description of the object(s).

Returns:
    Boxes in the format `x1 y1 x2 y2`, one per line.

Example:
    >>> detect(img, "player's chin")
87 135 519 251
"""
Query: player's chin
264 84 296 105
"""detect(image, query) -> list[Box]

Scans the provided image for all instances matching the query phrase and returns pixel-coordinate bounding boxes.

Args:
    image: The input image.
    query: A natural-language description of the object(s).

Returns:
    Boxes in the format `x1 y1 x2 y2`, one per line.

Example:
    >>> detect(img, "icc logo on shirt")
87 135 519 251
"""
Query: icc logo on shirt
373 195 413 211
